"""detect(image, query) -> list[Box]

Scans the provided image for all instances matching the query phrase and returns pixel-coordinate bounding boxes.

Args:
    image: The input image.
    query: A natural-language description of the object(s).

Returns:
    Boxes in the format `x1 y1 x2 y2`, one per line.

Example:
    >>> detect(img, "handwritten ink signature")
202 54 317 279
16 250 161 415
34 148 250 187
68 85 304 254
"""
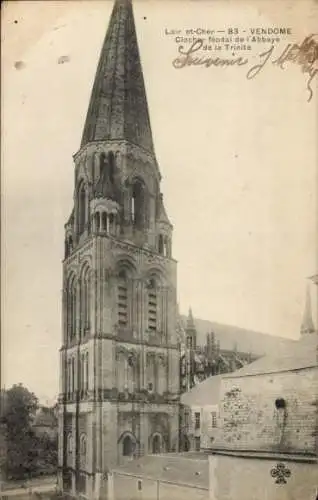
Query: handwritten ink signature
172 35 318 102
172 39 249 69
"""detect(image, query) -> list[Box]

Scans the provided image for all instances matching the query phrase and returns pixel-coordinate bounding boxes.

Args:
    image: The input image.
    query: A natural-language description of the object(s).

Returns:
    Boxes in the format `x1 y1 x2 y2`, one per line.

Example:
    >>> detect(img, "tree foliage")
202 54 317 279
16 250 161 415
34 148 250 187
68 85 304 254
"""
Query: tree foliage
2 385 58 480
2 384 39 479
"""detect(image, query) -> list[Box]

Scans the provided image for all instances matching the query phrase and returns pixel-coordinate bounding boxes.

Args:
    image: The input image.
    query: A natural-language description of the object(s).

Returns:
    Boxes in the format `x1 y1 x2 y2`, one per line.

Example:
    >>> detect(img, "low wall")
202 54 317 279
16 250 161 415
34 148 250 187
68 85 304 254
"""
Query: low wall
208 452 317 500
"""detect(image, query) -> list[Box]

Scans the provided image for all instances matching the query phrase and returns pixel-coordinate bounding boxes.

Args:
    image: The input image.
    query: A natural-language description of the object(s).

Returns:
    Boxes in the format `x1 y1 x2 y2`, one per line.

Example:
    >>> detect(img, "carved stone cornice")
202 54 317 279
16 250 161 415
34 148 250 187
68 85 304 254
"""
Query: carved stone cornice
59 388 180 405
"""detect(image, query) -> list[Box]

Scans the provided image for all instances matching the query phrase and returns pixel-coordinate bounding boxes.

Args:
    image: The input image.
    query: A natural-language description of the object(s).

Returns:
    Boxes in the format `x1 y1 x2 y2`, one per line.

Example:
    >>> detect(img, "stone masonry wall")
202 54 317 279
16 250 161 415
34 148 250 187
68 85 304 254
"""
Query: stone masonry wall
215 366 318 454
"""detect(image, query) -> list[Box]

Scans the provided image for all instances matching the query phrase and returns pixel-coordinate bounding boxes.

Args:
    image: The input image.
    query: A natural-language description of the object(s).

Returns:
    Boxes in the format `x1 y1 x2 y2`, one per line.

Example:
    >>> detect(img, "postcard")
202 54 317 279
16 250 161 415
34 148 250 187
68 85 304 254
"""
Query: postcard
1 1 317 499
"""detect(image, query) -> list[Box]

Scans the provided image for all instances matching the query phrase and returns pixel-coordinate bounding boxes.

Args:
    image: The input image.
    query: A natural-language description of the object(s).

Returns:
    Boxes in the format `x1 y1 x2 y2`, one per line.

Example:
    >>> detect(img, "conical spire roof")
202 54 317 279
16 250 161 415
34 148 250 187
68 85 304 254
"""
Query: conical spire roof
186 307 196 330
301 285 315 335
81 0 155 156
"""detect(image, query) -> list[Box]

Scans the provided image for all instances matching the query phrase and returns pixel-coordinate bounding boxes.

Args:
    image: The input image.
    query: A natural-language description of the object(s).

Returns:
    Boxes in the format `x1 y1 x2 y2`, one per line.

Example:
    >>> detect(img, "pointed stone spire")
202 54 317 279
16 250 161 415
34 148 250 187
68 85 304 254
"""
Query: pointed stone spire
301 285 315 335
186 307 195 330
185 307 196 351
81 0 155 155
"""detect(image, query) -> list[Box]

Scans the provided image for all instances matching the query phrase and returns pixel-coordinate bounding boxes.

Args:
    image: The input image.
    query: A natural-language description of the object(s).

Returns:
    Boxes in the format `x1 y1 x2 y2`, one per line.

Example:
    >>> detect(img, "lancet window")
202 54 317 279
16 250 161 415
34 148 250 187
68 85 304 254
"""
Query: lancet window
118 270 128 327
80 266 91 334
67 276 77 340
78 182 87 235
131 180 146 228
147 278 158 332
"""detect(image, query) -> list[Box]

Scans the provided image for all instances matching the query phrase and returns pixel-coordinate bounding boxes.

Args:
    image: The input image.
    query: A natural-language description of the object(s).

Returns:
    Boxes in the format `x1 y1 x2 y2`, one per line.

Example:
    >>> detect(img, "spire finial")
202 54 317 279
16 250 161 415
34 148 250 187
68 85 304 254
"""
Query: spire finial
186 307 195 329
301 285 315 335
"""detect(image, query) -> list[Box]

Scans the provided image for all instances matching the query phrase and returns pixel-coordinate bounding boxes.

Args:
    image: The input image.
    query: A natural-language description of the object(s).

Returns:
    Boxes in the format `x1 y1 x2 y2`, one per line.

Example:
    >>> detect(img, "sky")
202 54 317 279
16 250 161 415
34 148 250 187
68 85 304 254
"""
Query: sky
2 0 317 402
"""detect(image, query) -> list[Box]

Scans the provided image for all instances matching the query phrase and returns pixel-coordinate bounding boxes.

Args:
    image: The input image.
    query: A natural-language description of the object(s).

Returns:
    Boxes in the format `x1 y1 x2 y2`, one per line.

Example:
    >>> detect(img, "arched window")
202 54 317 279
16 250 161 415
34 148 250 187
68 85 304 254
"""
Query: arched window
131 196 136 223
67 359 71 398
85 351 89 392
80 434 87 458
100 153 106 175
109 213 114 233
125 354 135 392
81 267 91 333
164 237 169 257
67 433 73 457
67 277 77 340
118 270 128 327
147 279 157 332
100 152 115 184
108 151 115 184
80 353 84 395
71 357 75 394
122 435 135 457
79 433 87 470
102 212 108 232
131 180 145 228
157 356 166 394
95 212 101 232
146 354 156 392
78 182 87 235
158 235 164 255
152 435 161 454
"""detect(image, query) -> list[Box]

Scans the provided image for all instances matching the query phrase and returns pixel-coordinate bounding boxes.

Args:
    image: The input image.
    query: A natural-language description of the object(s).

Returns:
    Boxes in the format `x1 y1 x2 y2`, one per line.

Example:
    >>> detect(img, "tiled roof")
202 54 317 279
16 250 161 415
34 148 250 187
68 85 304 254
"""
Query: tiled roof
181 374 222 406
111 453 209 489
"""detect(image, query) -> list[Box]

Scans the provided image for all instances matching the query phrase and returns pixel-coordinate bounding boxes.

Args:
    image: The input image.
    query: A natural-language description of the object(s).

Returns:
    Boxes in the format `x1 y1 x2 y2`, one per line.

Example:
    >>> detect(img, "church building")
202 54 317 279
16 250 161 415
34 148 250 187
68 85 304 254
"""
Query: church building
58 1 180 497
178 308 258 393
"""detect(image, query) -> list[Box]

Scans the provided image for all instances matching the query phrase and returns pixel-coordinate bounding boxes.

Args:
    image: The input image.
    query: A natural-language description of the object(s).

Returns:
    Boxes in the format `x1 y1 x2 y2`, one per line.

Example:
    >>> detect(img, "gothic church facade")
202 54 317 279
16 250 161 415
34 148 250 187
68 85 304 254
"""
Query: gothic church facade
58 1 179 497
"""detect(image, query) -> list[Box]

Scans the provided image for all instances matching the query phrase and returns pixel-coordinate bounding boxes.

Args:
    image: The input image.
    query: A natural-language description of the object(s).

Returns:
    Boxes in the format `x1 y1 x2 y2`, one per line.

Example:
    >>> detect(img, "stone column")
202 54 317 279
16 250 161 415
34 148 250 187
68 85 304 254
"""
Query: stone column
71 413 76 497
62 284 67 345
139 410 149 457
76 278 81 343
57 411 64 469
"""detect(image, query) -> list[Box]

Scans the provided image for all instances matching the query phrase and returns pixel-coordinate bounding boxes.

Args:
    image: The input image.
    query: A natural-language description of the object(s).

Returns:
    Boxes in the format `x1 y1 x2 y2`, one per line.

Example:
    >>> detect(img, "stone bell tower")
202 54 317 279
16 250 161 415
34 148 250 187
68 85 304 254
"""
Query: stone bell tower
58 1 180 497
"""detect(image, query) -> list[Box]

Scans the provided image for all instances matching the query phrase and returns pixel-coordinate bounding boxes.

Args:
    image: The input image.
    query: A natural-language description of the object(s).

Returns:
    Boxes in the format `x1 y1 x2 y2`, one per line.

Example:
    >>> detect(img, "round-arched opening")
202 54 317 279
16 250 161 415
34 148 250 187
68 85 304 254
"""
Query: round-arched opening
275 398 286 410
108 151 115 184
95 212 101 232
158 234 164 255
151 435 161 454
131 180 146 228
122 435 135 457
78 182 87 235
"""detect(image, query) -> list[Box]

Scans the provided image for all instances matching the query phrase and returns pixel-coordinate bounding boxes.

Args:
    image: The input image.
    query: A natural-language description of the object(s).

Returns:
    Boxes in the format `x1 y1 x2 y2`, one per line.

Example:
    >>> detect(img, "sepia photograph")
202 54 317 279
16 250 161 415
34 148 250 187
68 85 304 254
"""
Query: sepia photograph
1 0 317 498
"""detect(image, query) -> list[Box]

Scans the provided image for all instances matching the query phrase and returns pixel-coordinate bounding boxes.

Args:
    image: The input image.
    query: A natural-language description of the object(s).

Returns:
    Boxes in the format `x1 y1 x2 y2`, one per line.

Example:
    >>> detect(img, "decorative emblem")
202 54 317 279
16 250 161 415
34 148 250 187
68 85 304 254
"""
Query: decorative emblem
270 462 291 484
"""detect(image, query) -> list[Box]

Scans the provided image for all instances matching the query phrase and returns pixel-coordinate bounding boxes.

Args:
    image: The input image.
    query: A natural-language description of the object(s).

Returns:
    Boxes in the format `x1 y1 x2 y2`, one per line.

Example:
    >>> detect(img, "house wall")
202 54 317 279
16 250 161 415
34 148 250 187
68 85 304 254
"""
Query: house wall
214 366 318 454
110 472 208 500
208 454 317 500
181 404 220 451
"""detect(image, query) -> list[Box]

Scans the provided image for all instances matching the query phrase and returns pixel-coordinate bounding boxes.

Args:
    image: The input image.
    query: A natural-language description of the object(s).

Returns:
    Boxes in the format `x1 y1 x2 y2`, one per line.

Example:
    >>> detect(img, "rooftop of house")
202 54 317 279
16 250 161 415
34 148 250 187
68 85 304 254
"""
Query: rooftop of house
111 453 209 489
181 374 222 407
223 333 318 378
